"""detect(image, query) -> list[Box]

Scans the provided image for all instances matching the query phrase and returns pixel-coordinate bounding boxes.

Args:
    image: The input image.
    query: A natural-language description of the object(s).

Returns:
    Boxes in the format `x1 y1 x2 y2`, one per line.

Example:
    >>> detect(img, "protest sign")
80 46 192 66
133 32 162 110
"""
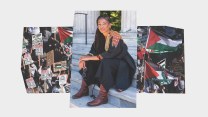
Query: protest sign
26 77 36 88
58 74 68 85
40 69 51 80
53 61 67 72
23 53 33 65
46 50 54 66
32 33 43 55
51 27 57 33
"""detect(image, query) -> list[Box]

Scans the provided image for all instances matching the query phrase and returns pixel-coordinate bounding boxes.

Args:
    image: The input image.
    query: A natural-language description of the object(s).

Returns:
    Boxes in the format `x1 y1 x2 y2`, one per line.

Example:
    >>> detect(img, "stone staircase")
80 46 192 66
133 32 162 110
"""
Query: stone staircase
70 33 138 108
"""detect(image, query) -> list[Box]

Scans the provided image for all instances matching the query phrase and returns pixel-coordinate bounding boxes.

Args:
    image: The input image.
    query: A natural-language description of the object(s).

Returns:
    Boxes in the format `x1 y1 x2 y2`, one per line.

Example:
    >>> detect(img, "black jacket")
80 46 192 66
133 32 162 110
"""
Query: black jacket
90 39 136 83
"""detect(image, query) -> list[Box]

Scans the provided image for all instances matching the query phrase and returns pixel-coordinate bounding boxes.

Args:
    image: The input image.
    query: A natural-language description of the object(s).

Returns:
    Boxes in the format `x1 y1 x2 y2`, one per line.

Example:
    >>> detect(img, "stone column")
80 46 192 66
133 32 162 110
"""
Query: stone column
87 11 100 33
121 11 137 33
73 11 100 34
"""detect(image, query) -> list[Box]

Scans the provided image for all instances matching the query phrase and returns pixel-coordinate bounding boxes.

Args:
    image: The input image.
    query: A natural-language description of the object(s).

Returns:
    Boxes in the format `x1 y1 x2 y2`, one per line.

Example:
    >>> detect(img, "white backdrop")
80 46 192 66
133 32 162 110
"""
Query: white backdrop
0 0 208 117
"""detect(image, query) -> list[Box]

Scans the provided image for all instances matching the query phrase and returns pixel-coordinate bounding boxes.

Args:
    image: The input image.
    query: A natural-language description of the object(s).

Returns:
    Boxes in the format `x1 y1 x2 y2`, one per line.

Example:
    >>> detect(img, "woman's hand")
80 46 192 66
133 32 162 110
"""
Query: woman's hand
79 55 90 69
79 60 86 69
112 38 120 46
110 31 122 46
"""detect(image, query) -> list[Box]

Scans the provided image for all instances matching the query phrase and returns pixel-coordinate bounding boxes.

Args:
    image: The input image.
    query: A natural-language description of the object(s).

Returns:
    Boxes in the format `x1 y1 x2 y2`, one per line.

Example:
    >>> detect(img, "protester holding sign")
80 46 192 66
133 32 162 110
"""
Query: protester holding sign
57 70 68 93
22 52 34 66
38 62 53 93
22 27 72 93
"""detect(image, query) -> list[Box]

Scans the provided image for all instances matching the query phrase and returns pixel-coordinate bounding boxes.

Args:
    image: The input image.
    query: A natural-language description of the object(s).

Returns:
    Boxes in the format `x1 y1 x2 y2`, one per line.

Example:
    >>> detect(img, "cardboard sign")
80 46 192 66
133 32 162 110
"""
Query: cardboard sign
26 88 34 93
46 50 54 66
29 65 37 77
32 33 42 42
26 77 36 88
23 53 33 65
32 33 43 55
58 74 68 85
53 61 67 72
40 69 51 80
51 27 57 33
22 47 27 54
35 46 43 56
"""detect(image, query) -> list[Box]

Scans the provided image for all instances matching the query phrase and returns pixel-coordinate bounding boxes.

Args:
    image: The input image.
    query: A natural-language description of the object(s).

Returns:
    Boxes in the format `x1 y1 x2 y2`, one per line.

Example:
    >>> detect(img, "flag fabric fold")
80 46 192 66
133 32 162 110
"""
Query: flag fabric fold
144 61 159 79
146 28 160 48
58 27 72 43
146 28 182 53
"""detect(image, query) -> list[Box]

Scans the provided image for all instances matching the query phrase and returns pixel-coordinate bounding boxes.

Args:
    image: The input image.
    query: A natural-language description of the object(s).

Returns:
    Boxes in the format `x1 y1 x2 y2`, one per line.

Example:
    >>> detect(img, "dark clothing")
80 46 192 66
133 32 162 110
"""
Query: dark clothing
47 39 64 62
95 59 131 91
82 61 101 85
80 38 136 91
31 49 39 68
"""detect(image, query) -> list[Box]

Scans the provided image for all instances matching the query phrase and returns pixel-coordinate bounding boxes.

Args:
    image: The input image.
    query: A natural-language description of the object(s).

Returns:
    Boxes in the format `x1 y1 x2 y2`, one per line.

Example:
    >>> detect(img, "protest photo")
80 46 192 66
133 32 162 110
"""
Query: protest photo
21 27 73 93
137 26 185 93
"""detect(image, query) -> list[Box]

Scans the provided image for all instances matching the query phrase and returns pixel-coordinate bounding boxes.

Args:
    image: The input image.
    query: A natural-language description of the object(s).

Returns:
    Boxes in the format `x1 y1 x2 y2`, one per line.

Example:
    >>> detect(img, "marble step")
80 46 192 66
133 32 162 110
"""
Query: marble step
70 88 117 108
70 71 137 108
72 46 137 61
72 37 137 47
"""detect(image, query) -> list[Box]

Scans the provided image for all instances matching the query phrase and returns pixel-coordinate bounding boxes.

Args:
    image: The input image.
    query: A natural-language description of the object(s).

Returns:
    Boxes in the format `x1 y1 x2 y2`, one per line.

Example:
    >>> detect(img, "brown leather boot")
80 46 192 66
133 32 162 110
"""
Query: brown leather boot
72 80 89 99
87 84 108 106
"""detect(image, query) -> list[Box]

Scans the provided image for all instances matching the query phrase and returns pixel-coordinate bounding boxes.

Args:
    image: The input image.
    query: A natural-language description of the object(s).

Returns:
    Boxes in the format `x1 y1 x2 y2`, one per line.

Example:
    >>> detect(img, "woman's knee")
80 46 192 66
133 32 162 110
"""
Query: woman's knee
100 59 112 65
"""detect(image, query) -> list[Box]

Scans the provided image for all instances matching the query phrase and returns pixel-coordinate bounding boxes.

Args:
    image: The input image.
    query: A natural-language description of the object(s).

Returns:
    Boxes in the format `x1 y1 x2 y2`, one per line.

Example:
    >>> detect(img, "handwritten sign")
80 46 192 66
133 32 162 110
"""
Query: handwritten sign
23 53 33 65
51 27 57 33
32 33 43 55
40 69 51 80
26 77 36 88
46 50 54 66
58 74 68 85
53 61 67 72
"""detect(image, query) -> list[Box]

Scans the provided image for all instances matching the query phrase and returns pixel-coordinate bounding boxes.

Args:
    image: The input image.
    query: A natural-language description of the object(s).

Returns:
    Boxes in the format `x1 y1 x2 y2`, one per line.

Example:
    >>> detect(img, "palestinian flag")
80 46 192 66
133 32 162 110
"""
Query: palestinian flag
156 71 175 85
144 61 159 79
157 58 166 69
58 27 73 44
146 28 182 53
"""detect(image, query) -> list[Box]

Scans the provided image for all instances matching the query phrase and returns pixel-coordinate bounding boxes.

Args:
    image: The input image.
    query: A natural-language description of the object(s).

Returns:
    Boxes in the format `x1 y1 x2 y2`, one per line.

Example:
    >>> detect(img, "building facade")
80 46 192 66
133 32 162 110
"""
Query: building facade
73 11 137 34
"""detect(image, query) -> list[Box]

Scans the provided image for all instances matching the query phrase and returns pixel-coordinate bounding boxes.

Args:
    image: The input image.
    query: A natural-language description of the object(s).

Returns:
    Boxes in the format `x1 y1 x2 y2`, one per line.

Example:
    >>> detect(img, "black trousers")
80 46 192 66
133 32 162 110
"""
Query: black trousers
81 59 131 92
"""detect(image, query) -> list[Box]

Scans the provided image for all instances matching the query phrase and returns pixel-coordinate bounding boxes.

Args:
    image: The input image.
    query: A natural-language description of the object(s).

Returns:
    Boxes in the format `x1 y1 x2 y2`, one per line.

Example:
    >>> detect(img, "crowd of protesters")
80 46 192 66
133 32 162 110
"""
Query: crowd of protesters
137 26 185 93
21 27 72 93
137 44 185 93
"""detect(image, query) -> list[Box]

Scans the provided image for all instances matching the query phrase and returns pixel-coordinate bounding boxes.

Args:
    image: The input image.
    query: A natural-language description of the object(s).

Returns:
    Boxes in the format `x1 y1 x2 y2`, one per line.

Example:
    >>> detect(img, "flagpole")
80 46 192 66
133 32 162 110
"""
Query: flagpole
54 28 56 40
145 27 151 50
38 55 40 67
141 27 151 92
